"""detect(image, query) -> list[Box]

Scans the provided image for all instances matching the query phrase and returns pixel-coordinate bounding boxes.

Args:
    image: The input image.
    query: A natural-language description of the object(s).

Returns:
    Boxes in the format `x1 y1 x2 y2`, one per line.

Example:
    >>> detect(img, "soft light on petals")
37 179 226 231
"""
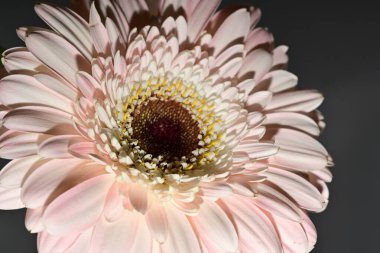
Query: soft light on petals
42 174 113 235
90 213 139 253
191 200 238 252
0 1 332 252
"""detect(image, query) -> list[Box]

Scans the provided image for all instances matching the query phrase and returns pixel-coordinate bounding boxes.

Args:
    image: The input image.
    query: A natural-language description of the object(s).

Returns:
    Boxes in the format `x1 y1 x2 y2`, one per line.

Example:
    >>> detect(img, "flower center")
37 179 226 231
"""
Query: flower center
115 77 226 176
131 99 200 161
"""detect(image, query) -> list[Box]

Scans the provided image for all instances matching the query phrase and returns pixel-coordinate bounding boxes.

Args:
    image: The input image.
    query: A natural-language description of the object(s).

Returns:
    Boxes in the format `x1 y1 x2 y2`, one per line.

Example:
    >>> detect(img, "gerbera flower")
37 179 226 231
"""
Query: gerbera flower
0 0 333 252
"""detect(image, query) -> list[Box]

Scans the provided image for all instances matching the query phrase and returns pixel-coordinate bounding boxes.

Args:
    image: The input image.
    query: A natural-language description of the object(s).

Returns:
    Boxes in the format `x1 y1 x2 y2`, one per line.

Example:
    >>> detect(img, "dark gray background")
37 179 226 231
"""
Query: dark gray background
0 0 378 252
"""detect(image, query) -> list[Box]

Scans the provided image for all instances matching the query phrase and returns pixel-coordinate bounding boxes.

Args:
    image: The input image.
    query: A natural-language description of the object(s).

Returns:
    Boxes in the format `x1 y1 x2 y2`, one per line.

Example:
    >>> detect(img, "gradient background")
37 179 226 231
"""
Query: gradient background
0 0 378 252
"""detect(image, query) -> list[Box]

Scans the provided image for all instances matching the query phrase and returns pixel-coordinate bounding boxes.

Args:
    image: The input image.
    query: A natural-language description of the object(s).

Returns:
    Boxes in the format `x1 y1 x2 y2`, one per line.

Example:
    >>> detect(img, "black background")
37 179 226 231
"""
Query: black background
0 0 378 252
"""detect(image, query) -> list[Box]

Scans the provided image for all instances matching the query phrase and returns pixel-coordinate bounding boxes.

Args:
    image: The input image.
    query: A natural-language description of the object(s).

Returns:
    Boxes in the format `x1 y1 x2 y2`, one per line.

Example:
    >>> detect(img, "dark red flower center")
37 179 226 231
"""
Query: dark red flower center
131 99 200 160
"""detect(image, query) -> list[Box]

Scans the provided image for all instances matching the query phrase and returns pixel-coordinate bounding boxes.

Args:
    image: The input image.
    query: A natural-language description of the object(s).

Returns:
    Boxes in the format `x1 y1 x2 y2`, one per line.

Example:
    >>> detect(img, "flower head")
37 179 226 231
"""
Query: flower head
0 1 332 252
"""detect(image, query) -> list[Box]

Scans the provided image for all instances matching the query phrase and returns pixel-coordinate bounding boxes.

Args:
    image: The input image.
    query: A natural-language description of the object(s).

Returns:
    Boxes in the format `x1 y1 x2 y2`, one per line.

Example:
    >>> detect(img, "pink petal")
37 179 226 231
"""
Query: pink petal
199 181 233 200
271 216 309 253
35 3 93 60
25 207 45 233
187 0 221 42
37 232 78 253
239 49 273 81
234 141 279 160
34 73 78 101
43 174 113 235
246 91 273 111
103 183 124 222
272 45 289 68
253 184 303 222
2 47 47 74
129 184 149 214
245 28 274 52
130 217 153 253
218 57 242 79
176 16 187 46
221 195 282 252
161 204 201 253
265 112 321 136
0 187 24 210
301 212 317 251
258 69 298 93
266 167 326 212
39 135 85 159
249 6 262 29
269 146 328 172
65 228 93 253
98 0 130 41
213 44 244 69
0 74 74 114
0 155 40 188
191 200 238 252
145 201 168 243
105 18 126 56
0 131 41 159
25 30 91 85
68 141 98 159
76 71 103 101
90 213 139 253
3 106 76 134
210 9 250 56
21 159 84 209
89 3 111 55
265 90 324 112
267 128 329 157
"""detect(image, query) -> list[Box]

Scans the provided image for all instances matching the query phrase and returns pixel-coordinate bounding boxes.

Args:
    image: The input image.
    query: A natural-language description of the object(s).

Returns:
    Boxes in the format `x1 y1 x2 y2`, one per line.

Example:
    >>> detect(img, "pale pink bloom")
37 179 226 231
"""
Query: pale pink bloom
0 1 332 252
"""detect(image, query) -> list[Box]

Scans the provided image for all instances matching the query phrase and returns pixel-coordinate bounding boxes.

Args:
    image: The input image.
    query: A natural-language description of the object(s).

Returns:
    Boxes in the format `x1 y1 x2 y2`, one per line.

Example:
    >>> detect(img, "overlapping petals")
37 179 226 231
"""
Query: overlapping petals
0 1 332 253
